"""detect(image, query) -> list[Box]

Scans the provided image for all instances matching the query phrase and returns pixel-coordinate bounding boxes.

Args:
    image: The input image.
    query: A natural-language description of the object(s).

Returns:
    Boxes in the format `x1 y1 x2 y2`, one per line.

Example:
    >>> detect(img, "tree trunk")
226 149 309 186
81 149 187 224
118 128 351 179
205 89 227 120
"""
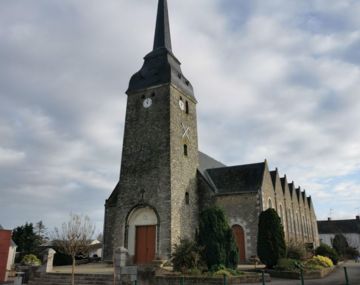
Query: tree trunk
72 256 76 285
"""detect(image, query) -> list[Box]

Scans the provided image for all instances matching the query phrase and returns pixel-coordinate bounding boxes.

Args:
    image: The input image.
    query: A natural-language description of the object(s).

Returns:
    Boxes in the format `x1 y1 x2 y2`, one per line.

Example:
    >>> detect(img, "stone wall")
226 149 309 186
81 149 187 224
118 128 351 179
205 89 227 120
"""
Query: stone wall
282 177 295 242
215 192 260 259
261 163 276 213
272 171 288 241
104 85 173 261
169 85 199 246
103 82 200 261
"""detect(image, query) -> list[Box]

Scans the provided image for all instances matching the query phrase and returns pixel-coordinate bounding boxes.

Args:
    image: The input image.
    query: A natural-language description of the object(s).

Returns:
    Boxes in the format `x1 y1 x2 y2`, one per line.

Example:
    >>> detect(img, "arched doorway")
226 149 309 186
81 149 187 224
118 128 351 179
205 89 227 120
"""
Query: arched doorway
232 225 246 263
127 206 158 264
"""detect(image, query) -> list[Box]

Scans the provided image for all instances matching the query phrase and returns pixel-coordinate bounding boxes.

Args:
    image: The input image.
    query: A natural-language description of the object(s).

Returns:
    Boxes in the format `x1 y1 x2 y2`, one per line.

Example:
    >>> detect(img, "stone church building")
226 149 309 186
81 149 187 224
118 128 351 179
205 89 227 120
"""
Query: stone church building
103 0 319 263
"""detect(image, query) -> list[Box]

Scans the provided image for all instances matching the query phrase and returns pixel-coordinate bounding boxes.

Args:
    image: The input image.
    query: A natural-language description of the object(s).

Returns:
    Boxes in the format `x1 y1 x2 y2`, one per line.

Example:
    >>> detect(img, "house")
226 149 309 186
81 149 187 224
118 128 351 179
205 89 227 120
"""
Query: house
318 216 360 252
0 225 17 282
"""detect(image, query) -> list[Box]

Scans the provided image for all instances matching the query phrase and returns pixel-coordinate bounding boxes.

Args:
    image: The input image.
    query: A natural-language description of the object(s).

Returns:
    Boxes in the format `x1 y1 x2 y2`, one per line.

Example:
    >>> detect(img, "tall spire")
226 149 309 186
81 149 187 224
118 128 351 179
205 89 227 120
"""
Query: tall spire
127 0 194 98
153 0 172 51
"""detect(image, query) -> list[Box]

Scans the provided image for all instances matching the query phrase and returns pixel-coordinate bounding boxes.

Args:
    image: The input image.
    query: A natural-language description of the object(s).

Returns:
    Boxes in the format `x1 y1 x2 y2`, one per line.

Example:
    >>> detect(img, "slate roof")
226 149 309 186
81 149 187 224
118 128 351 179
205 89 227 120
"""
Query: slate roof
288 182 295 198
280 177 288 195
296 187 301 201
270 170 278 188
318 218 360 234
127 0 194 97
205 162 265 194
198 151 226 175
307 197 313 208
153 0 172 51
301 191 306 203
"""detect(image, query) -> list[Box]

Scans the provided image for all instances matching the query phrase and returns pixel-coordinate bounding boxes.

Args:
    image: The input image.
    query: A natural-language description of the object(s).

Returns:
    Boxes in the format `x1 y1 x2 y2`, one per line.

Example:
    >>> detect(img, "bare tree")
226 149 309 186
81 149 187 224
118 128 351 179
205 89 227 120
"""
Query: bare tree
52 214 95 285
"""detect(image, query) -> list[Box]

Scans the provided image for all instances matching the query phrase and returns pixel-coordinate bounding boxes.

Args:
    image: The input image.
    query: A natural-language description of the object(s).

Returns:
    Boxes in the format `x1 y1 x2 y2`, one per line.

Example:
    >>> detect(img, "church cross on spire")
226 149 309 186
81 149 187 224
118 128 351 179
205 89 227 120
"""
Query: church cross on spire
153 0 172 51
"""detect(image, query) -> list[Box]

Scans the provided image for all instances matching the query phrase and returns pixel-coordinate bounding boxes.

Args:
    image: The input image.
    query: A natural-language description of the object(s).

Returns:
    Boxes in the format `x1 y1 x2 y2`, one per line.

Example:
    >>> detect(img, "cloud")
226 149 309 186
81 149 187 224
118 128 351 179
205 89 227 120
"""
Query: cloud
0 147 25 165
0 0 359 231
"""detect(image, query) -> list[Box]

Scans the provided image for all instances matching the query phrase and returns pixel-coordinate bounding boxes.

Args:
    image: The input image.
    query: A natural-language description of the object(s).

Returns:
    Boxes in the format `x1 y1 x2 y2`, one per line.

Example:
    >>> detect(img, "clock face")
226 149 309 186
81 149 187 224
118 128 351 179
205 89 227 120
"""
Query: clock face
179 100 185 111
143 98 152 108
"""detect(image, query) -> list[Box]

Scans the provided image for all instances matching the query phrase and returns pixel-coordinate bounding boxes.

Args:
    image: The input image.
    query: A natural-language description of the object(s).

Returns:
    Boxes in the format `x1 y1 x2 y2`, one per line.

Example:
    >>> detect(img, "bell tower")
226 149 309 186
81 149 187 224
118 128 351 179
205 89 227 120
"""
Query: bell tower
103 0 199 262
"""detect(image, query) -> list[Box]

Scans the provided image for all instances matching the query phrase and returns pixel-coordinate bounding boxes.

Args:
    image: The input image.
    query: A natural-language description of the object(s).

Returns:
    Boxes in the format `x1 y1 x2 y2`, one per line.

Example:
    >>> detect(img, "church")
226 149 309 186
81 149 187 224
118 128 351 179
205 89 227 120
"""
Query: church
103 0 319 264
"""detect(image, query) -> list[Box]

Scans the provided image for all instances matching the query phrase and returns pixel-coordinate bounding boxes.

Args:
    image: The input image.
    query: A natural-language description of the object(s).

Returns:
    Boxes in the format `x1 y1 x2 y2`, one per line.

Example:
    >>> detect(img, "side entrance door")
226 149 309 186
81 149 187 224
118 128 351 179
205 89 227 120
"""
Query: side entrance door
134 225 156 264
232 225 246 263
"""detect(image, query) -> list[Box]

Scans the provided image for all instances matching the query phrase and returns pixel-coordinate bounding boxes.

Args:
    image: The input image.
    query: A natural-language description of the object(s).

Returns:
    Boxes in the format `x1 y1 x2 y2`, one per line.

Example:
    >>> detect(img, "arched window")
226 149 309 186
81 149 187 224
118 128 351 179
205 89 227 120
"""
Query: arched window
185 101 189 114
185 192 190 205
268 198 273 209
183 144 188 156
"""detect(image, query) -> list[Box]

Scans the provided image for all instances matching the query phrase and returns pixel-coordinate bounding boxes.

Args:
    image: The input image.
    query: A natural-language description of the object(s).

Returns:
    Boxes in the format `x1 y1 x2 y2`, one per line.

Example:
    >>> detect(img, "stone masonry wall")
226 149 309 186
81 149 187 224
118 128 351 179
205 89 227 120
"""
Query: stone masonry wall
282 177 295 242
103 83 200 261
272 172 288 241
104 85 173 261
215 193 260 259
260 163 276 213
169 85 199 247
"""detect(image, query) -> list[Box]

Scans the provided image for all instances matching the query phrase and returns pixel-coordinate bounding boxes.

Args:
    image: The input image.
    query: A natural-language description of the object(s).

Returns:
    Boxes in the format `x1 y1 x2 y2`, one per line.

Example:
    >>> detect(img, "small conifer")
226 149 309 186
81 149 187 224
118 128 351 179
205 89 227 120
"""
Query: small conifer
257 208 286 268
198 207 239 269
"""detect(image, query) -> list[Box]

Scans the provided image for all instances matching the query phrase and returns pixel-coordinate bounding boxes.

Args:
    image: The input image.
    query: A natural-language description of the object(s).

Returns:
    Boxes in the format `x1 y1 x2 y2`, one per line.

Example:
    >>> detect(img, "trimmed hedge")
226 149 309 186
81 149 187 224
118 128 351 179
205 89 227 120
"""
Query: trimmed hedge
257 209 286 268
198 207 238 269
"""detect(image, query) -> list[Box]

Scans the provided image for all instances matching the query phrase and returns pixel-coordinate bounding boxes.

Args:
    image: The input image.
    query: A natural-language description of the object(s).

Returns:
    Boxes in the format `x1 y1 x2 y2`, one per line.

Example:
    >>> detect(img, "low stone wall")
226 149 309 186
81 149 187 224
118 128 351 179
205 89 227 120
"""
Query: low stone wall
154 273 270 285
267 266 335 280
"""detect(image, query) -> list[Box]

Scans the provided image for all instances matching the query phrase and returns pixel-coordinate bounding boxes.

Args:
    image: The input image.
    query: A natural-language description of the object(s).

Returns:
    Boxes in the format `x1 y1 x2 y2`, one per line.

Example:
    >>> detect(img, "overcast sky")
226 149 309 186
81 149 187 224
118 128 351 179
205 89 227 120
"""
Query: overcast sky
1 0 360 234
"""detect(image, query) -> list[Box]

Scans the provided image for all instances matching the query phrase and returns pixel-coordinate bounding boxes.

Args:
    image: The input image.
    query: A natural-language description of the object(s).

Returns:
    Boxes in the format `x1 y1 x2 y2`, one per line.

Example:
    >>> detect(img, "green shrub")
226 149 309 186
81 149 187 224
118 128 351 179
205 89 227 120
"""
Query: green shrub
21 254 41 266
198 207 239 269
303 255 333 271
345 247 360 259
286 240 306 260
172 239 204 273
212 267 244 277
257 209 286 268
332 234 349 256
303 260 323 271
313 255 333 267
275 258 301 272
315 244 339 265
213 269 232 277
187 268 202 276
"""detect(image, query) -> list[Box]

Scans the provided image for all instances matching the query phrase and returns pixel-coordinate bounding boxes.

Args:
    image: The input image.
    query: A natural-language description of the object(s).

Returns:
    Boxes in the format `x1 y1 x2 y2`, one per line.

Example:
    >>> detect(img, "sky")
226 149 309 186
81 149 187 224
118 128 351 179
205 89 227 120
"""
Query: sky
1 0 360 234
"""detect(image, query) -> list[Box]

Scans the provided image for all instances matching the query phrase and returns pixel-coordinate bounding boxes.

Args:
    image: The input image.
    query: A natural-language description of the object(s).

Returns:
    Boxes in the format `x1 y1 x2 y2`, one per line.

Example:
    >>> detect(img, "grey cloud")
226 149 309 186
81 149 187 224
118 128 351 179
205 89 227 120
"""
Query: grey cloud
1 0 360 230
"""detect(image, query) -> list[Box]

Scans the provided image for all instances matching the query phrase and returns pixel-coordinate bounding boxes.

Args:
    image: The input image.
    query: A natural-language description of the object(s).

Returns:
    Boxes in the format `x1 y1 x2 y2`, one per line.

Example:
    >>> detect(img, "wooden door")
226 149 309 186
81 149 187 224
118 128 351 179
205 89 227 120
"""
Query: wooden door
134 225 156 264
232 225 246 263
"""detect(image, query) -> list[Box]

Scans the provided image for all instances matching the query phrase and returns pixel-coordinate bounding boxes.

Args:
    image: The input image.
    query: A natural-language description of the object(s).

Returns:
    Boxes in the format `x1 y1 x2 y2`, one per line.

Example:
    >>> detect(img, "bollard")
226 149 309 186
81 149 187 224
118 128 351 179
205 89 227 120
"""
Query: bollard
300 269 304 285
344 267 350 285
223 274 227 285
262 270 266 285
180 276 185 285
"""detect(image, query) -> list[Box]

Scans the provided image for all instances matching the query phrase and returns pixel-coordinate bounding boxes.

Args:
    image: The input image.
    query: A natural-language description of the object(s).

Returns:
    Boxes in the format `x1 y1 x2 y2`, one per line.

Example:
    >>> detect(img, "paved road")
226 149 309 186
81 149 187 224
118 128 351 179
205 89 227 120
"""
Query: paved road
242 261 360 285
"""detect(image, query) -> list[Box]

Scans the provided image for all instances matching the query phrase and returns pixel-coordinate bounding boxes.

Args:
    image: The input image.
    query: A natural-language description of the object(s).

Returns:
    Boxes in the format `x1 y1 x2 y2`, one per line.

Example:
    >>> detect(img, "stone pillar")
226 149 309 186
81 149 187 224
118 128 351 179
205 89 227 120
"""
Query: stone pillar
114 247 129 284
38 248 56 273
46 249 56 273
